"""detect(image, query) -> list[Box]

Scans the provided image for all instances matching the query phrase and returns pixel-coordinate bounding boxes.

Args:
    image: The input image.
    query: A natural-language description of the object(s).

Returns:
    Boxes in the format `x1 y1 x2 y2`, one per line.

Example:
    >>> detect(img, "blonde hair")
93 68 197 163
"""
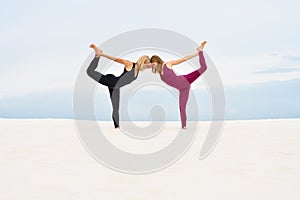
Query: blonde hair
135 55 150 76
150 55 164 74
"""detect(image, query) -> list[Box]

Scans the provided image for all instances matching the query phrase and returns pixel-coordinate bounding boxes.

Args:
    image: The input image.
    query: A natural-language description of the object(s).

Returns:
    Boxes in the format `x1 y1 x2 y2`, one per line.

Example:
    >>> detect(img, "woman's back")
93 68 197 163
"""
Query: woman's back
160 64 190 90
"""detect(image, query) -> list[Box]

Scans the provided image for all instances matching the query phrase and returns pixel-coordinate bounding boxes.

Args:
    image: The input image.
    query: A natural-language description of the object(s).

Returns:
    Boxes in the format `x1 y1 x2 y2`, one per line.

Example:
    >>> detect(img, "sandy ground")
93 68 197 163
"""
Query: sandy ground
0 119 299 200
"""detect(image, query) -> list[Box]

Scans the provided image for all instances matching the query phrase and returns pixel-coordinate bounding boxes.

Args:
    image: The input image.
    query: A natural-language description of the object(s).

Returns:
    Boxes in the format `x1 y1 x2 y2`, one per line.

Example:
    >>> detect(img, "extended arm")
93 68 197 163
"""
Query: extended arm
101 53 132 66
166 52 198 68
166 41 207 68
89 44 132 67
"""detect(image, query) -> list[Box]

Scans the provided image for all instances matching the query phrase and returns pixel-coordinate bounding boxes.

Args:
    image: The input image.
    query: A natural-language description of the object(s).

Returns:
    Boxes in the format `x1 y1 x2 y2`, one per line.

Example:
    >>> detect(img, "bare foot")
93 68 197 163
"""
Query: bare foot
197 41 207 51
89 44 97 49
113 127 120 131
89 44 103 57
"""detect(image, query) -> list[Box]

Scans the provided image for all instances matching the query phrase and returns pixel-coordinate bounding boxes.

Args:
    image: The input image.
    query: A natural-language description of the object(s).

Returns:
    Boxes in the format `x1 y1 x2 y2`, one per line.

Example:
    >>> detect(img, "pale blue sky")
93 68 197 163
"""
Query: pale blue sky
1 0 300 119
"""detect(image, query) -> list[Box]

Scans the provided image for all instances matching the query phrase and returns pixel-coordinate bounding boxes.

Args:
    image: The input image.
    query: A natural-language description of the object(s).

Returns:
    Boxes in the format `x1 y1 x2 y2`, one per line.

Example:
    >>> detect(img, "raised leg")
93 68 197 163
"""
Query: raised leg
86 57 103 82
183 51 207 84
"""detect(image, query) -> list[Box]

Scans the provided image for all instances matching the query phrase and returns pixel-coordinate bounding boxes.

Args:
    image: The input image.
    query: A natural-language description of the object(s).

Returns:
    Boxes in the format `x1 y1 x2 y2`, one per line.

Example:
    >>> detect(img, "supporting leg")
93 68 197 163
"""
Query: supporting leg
179 87 190 128
108 88 120 128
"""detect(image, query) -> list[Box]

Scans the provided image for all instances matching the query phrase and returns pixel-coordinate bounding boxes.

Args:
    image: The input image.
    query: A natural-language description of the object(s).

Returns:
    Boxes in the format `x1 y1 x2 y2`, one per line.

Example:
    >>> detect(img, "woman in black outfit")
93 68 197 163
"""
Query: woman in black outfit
87 44 150 129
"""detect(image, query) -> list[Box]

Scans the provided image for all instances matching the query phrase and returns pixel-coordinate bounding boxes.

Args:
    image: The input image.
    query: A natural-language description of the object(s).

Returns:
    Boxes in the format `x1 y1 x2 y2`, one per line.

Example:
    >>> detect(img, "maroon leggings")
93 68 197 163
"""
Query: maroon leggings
183 51 207 84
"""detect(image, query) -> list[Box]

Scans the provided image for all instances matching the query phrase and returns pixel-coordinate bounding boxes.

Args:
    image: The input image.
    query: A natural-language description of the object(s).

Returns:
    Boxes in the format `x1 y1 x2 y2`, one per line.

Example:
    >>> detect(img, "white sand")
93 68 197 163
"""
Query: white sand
0 119 299 200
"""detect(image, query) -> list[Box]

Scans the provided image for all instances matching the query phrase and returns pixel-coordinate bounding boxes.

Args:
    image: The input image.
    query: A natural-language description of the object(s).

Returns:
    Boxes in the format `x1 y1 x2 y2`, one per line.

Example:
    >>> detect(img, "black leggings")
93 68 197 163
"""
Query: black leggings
108 88 120 128
87 57 121 128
